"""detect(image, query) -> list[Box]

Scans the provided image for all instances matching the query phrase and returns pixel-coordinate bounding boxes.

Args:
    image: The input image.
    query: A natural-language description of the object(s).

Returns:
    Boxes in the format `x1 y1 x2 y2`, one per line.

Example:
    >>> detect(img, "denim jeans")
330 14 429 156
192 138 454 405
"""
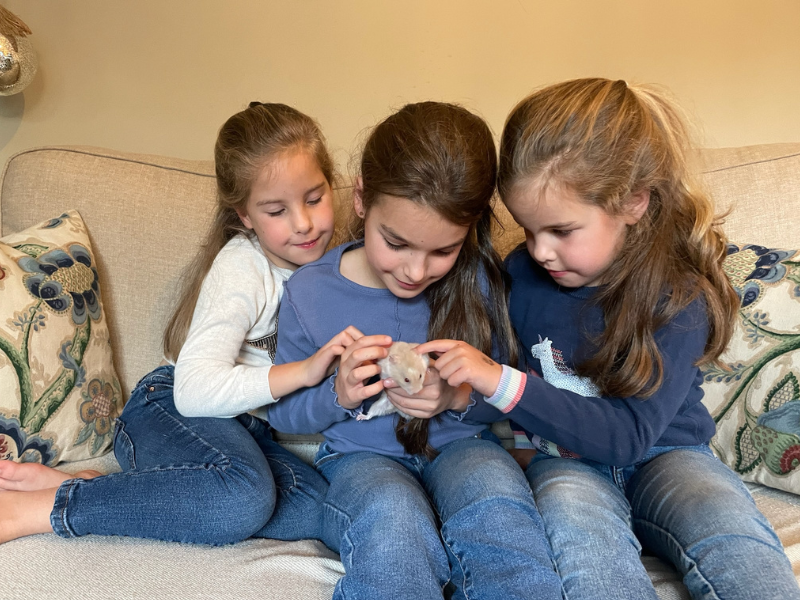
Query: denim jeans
50 365 328 545
316 435 564 600
526 445 800 600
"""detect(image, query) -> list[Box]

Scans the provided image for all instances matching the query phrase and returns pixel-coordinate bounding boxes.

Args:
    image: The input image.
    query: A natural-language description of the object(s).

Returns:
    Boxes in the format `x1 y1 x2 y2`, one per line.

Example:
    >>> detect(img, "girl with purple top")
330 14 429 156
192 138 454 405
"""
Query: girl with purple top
266 101 562 600
419 79 800 599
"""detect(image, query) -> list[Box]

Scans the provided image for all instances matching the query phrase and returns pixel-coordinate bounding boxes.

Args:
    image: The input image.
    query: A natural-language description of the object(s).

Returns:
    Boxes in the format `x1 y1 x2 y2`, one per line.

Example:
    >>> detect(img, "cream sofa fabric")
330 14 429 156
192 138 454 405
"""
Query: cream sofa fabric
1 145 800 599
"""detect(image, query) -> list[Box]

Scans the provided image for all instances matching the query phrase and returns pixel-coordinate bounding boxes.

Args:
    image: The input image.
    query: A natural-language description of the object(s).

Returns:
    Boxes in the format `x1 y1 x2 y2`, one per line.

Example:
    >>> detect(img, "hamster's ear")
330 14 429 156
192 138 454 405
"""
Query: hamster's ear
623 189 650 225
354 177 366 219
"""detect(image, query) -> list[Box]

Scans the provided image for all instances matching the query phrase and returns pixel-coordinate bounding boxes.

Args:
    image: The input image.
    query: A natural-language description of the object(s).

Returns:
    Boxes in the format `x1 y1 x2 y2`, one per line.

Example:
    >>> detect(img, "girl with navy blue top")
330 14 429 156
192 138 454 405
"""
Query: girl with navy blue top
419 79 799 599
266 102 562 600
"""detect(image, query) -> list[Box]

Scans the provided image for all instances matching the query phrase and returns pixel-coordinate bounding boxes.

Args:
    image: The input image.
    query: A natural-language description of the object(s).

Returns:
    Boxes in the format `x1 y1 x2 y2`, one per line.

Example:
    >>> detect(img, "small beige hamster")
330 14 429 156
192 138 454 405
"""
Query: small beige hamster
356 341 429 421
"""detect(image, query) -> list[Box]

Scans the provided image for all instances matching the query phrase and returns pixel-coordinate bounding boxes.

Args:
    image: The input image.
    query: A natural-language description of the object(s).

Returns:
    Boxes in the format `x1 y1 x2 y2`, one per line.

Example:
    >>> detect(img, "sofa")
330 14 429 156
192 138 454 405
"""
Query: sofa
1 144 800 600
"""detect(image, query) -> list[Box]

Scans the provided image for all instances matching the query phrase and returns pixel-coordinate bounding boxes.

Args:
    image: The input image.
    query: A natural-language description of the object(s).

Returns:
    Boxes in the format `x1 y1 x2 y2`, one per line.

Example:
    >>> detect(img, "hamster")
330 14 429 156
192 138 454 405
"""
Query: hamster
356 341 429 421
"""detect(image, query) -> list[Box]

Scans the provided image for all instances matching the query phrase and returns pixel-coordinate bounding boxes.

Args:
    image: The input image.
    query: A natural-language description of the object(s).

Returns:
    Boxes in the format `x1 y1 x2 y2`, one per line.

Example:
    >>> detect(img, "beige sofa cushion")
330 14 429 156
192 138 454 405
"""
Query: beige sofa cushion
0 210 123 465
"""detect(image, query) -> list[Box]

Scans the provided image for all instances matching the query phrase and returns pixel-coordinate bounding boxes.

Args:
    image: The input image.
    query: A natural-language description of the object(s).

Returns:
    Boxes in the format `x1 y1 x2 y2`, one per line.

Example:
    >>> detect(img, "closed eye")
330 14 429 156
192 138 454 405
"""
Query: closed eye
551 229 573 237
385 238 404 251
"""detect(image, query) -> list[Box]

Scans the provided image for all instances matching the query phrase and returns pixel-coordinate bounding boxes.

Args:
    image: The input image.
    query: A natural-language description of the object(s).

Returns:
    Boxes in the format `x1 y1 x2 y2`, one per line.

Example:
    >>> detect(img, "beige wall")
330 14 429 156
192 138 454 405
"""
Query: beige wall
1 0 798 171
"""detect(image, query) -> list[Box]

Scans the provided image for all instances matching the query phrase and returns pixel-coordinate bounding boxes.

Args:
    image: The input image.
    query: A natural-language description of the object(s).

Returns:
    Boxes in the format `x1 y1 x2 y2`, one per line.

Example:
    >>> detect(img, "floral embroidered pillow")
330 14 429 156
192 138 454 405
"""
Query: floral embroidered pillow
0 210 122 465
702 243 800 495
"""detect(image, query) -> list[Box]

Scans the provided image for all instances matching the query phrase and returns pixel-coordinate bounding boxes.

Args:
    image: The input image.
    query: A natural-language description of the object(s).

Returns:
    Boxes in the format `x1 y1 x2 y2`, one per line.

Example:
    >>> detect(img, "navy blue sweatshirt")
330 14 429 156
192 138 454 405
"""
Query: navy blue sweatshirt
484 247 716 466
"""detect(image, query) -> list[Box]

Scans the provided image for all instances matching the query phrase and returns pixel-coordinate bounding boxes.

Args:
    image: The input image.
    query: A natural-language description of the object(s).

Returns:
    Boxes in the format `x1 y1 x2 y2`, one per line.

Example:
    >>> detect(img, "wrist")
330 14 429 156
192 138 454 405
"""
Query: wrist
449 383 472 412
334 377 360 410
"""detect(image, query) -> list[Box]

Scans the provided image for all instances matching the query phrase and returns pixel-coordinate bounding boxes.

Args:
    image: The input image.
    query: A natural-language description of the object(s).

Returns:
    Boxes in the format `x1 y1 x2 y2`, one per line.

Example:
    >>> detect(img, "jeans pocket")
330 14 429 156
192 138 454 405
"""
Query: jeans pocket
113 418 136 470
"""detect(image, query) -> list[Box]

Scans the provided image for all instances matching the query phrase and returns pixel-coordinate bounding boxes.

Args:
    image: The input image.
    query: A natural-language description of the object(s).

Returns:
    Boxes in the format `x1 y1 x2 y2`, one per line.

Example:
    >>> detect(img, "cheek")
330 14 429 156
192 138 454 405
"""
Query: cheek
317 201 336 230
429 254 460 280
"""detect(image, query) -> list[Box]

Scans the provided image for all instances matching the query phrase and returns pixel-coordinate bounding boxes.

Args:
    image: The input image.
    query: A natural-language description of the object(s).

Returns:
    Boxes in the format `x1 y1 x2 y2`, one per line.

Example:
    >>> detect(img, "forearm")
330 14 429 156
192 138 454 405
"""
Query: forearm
174 359 274 418
484 366 668 465
268 359 313 399
265 375 351 434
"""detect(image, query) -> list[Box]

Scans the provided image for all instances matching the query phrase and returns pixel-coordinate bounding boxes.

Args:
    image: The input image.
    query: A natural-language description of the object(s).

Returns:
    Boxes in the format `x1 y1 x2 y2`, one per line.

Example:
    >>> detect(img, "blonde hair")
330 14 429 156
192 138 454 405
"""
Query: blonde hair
351 101 517 456
163 103 335 361
498 78 738 398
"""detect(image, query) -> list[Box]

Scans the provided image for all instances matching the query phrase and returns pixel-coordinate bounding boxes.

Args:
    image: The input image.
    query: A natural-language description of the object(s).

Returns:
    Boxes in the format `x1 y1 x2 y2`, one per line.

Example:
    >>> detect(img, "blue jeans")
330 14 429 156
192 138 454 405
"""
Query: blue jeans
526 445 800 600
316 435 564 600
50 365 328 545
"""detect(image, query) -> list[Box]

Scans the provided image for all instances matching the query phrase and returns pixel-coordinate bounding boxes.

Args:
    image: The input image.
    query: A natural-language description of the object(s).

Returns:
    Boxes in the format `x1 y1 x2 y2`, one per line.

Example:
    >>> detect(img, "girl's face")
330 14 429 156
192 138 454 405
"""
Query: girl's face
504 179 647 288
356 194 468 299
237 148 335 270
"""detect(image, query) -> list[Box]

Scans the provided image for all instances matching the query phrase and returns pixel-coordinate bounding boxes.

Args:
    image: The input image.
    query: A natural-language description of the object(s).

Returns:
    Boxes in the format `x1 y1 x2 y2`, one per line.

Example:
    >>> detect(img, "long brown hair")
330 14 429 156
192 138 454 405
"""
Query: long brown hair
498 78 738 399
163 103 335 361
352 101 517 456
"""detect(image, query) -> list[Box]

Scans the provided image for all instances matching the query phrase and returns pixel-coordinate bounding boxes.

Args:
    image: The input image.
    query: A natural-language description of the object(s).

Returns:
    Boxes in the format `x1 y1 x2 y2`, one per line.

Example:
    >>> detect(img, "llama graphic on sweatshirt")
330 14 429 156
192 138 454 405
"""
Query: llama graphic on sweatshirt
513 337 598 459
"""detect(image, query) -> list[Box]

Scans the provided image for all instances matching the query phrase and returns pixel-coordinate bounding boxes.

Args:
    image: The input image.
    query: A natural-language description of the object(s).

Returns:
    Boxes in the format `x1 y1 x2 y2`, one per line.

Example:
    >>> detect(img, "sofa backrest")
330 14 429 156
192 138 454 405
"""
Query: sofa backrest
2 144 799 397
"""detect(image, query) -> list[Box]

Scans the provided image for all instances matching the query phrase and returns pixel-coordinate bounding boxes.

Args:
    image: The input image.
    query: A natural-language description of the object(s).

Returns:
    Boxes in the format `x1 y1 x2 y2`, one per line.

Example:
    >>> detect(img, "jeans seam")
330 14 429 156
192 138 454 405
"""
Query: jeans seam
145 393 232 469
633 518 717 599
56 479 79 538
270 456 299 492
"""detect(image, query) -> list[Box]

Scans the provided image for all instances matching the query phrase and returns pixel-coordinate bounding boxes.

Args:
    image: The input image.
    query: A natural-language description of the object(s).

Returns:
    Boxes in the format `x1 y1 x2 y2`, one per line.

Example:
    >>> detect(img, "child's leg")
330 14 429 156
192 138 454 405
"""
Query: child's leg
239 414 328 541
424 437 563 600
35 366 277 545
317 450 450 600
629 448 800 600
527 457 659 600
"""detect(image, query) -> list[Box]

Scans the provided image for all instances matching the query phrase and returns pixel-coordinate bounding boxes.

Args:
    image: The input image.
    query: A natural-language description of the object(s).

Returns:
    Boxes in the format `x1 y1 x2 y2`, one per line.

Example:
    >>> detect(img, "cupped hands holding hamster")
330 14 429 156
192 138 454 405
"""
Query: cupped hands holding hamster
334 334 471 417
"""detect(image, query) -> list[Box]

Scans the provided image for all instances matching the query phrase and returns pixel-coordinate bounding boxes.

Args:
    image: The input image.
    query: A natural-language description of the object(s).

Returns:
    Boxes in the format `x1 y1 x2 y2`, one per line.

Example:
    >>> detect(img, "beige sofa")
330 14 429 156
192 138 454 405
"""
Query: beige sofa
1 144 799 599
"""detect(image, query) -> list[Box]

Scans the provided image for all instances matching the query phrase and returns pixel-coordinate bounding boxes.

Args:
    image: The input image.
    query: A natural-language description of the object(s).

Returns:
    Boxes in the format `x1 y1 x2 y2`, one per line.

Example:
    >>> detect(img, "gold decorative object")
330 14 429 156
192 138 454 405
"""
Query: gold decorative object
0 5 36 96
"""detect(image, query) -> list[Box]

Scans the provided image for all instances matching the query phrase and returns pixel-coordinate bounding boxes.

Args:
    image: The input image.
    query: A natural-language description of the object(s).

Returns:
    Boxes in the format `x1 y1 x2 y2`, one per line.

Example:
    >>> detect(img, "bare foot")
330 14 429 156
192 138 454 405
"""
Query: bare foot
0 488 57 543
0 460 100 492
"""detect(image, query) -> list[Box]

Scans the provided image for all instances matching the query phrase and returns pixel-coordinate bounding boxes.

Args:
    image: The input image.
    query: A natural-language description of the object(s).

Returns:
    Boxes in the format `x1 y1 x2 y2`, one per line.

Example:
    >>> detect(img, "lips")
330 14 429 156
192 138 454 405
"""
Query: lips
295 237 320 249
396 279 423 291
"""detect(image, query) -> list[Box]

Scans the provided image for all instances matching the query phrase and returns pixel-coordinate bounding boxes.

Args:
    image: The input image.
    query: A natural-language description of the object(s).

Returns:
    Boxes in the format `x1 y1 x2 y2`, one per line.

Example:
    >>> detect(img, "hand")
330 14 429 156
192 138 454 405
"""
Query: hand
384 364 472 418
509 448 538 471
334 334 393 410
303 326 363 387
414 339 503 398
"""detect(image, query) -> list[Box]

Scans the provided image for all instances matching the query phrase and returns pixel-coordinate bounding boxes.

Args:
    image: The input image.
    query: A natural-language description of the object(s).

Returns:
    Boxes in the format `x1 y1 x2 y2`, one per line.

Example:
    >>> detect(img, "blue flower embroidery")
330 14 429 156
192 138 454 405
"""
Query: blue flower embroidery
18 244 101 324
725 244 797 307
0 415 57 464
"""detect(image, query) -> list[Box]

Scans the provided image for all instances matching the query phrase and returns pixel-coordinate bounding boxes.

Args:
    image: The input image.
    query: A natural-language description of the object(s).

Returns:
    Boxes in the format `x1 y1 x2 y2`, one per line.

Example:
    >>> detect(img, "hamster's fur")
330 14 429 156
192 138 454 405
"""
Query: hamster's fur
357 341 429 421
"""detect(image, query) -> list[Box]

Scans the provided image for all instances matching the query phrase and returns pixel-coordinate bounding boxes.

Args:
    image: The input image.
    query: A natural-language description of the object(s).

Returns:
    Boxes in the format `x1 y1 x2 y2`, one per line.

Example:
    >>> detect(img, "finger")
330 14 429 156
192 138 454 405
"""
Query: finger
350 363 382 384
415 339 460 355
353 379 386 401
345 325 365 340
349 344 391 366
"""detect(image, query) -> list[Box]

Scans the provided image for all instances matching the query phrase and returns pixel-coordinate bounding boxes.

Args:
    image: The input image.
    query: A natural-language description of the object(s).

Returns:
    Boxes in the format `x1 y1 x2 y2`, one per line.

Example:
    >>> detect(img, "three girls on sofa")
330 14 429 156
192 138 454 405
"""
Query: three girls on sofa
2 78 798 599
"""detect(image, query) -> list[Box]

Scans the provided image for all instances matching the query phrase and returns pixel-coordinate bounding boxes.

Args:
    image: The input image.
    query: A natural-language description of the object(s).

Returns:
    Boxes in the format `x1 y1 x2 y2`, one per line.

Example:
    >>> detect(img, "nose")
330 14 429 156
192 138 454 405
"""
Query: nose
403 252 426 283
292 206 313 234
528 233 554 265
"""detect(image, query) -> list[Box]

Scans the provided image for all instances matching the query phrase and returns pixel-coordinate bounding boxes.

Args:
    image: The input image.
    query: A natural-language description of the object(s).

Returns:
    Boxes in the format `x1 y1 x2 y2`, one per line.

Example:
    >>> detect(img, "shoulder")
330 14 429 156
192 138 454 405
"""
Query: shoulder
285 241 354 290
205 234 285 293
666 294 709 335
213 235 268 273
504 246 553 291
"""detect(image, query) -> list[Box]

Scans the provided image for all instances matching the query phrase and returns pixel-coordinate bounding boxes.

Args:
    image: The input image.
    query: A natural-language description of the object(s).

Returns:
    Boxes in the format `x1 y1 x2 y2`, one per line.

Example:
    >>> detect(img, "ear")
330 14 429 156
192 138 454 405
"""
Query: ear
622 189 650 225
236 207 254 230
353 176 366 219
